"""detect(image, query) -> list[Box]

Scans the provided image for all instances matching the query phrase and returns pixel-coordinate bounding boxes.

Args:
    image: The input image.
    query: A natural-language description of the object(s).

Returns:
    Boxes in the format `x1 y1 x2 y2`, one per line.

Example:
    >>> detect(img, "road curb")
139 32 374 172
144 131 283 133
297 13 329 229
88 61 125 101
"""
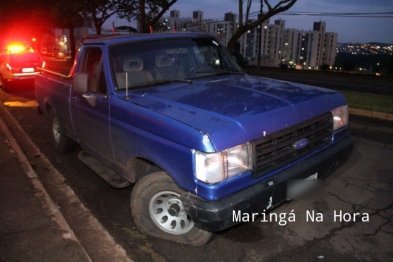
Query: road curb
349 108 393 122
0 107 92 261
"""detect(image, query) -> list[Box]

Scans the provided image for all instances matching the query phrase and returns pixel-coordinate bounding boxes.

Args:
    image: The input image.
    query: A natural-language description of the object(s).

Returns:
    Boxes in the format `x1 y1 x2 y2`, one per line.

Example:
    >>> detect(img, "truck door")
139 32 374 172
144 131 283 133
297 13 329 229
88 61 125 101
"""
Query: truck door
71 47 114 163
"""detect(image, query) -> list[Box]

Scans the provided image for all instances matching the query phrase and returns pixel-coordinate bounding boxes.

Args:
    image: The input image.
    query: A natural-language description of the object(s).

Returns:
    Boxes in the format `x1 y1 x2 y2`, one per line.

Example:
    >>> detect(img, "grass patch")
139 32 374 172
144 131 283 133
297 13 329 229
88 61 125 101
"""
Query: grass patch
339 90 393 114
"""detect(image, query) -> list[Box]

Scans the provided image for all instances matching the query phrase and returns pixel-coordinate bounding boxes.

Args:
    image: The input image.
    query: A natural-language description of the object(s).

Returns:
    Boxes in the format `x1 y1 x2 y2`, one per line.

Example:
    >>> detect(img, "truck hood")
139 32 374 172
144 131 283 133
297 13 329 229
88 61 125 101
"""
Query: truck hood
128 75 346 151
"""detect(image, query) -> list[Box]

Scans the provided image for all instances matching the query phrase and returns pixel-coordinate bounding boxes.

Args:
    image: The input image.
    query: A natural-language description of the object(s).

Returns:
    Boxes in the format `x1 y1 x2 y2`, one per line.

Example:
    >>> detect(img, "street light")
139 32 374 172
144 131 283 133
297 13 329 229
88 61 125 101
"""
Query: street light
59 41 64 58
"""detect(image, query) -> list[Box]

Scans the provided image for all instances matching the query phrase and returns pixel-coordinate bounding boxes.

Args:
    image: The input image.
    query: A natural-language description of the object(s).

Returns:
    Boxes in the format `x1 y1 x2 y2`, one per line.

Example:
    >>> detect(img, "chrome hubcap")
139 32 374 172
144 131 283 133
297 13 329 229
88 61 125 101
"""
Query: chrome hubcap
149 191 194 235
52 117 61 143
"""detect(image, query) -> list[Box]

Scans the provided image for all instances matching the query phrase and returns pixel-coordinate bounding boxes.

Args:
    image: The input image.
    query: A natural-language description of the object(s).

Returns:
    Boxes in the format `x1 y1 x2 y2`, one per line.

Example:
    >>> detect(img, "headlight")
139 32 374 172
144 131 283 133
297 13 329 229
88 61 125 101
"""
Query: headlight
195 143 252 184
331 105 349 131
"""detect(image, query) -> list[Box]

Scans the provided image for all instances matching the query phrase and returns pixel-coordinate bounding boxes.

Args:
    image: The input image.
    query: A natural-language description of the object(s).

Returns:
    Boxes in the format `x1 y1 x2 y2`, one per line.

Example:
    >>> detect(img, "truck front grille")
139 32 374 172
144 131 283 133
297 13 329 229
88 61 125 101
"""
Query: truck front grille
252 112 333 179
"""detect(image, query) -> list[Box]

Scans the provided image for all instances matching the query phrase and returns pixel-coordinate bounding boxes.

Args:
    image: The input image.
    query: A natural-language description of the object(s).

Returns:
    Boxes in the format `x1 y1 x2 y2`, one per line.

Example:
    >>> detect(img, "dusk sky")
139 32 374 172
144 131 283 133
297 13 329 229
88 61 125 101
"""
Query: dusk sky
107 0 393 43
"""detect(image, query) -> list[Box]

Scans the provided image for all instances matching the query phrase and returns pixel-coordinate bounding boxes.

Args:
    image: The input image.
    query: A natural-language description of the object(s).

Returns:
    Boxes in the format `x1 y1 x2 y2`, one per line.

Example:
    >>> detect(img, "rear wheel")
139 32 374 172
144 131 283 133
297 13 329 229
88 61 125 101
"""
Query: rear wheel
1 76 11 92
131 171 214 246
49 110 77 153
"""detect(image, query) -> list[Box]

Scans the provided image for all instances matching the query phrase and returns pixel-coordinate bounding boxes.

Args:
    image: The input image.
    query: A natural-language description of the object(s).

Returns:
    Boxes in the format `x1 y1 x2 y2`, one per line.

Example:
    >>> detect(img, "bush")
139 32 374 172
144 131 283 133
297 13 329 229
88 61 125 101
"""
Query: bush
383 56 393 76
320 64 330 71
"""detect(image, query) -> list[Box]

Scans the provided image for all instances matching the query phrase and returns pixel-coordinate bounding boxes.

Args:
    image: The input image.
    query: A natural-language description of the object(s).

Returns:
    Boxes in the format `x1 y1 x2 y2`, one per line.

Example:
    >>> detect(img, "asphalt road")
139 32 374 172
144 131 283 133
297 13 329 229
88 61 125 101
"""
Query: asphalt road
0 82 392 261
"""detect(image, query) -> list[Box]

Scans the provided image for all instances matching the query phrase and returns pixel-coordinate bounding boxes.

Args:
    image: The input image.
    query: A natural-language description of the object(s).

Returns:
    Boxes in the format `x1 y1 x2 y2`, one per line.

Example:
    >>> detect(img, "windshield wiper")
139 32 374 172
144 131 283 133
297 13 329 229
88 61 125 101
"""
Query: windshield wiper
151 79 193 85
195 69 215 73
215 69 245 76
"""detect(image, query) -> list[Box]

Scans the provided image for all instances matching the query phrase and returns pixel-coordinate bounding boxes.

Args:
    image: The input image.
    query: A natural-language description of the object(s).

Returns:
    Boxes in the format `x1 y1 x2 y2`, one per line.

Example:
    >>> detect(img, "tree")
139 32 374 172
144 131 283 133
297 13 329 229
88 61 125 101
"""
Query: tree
320 64 330 71
118 0 178 33
48 0 85 61
227 0 297 53
81 0 135 35
341 61 356 72
145 0 178 33
383 56 393 76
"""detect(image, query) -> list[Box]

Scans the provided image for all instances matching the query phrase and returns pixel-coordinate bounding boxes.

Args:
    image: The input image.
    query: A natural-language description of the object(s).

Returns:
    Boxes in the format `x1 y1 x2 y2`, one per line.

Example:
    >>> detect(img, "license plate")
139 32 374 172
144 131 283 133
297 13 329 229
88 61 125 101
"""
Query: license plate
287 173 318 200
22 68 34 73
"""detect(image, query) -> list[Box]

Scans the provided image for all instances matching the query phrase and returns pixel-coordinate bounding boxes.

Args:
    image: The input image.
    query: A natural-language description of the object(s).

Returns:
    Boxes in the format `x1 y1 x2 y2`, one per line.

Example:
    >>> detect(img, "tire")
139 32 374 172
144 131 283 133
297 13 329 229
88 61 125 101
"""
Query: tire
49 110 77 153
131 171 214 246
1 76 11 92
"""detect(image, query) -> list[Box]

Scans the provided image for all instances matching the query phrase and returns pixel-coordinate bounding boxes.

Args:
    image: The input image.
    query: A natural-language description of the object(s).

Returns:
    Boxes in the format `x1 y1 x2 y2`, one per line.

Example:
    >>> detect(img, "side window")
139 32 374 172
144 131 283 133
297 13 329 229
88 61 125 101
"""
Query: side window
79 48 107 95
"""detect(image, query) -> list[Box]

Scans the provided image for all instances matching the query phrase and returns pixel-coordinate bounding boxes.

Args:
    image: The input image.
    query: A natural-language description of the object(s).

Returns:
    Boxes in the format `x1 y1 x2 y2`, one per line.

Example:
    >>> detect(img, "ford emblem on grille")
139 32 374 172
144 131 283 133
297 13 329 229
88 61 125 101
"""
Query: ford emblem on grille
292 138 308 149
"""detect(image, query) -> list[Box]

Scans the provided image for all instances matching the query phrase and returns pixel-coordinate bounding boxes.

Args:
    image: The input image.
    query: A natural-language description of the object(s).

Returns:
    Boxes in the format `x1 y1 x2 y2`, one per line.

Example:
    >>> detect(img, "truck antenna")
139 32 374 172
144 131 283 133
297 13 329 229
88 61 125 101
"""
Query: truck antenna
125 72 130 100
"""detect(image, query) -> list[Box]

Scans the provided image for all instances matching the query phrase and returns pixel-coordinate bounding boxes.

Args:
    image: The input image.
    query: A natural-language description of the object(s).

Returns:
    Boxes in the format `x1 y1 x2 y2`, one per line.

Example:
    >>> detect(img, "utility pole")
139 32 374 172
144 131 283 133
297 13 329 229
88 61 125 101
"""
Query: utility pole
257 0 264 70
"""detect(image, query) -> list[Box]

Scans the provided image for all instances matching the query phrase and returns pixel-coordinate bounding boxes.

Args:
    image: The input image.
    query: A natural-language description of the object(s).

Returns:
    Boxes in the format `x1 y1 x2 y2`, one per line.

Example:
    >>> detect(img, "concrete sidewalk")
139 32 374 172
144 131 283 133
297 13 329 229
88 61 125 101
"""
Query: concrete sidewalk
0 97 133 261
0 114 92 261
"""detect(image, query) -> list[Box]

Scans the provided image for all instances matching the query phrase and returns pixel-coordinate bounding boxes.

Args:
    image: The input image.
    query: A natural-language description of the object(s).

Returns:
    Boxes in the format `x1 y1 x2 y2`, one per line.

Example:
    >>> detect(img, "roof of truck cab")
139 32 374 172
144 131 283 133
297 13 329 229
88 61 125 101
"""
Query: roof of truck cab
81 32 215 45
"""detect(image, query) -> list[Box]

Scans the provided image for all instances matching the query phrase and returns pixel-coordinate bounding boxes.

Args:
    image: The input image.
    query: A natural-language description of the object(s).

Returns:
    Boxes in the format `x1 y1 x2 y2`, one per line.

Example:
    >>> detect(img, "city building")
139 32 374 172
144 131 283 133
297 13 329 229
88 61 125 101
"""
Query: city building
45 9 340 69
239 18 271 66
159 9 201 32
203 13 237 46
241 19 338 69
268 19 286 66
158 9 338 69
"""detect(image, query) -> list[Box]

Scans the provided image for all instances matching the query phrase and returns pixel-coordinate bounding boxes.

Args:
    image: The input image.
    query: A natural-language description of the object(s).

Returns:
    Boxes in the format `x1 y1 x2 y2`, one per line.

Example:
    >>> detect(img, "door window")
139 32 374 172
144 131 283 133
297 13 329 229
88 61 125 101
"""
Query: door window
79 48 107 94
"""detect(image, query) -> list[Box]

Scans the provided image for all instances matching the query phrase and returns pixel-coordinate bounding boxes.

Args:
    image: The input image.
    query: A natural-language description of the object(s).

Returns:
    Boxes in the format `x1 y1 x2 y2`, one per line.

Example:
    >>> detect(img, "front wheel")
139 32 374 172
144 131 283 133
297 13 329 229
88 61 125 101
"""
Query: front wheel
131 171 214 246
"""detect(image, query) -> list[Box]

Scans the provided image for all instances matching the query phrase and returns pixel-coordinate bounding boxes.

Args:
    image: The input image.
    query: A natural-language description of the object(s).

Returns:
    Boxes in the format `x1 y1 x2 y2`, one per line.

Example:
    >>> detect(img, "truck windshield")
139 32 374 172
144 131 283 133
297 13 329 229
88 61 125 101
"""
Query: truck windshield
109 37 243 91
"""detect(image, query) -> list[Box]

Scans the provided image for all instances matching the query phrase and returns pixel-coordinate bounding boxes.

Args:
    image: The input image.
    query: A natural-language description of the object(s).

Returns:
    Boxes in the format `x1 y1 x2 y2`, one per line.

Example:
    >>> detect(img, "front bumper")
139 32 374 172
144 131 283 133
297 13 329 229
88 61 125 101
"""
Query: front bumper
181 135 354 232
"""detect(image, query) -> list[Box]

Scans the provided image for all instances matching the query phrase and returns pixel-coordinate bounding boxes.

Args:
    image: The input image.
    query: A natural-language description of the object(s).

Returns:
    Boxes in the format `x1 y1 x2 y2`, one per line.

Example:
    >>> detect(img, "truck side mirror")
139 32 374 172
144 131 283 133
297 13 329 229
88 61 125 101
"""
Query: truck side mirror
73 73 89 93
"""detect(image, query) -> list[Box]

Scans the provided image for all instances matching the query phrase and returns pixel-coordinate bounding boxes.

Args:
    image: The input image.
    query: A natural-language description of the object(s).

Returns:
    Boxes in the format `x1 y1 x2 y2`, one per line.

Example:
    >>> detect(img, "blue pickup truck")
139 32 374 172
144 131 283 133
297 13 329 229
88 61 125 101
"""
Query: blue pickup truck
35 32 353 246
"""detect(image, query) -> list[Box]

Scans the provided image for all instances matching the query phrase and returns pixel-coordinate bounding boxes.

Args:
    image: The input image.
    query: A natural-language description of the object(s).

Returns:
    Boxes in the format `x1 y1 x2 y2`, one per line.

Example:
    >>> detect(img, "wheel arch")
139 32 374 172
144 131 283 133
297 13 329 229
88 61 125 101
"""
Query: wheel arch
127 156 163 183
122 136 196 193
43 99 56 117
